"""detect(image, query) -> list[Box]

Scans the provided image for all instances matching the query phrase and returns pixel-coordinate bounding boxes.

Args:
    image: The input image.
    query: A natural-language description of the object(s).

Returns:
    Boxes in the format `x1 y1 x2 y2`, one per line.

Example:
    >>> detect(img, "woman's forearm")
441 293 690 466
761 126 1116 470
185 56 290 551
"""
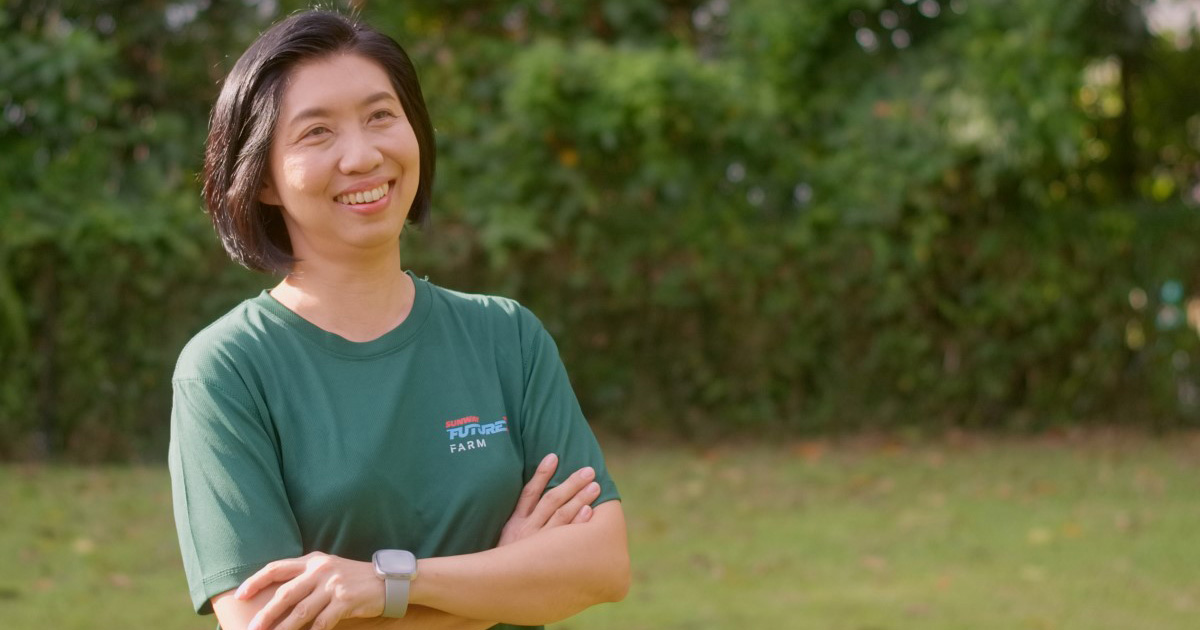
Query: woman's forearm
216 501 628 630
333 606 493 630
409 501 630 626
217 464 622 630
214 580 496 628
216 586 495 630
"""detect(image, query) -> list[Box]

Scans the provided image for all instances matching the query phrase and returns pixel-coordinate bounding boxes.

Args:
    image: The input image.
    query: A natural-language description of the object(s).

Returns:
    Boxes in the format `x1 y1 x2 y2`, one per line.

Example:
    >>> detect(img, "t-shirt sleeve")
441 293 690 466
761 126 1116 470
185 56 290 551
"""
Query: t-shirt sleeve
516 309 620 505
169 376 304 614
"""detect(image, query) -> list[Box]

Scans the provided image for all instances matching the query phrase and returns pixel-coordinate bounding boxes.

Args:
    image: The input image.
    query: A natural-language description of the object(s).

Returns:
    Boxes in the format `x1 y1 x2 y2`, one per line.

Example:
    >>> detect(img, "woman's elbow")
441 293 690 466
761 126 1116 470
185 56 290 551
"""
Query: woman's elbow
527 554 629 626
591 500 631 603
598 547 631 603
606 565 631 603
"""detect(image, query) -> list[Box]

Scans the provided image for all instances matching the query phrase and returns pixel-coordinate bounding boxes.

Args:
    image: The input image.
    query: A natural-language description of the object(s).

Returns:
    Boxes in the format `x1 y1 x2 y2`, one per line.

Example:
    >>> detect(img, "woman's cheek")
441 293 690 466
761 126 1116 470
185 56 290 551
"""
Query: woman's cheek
280 156 322 194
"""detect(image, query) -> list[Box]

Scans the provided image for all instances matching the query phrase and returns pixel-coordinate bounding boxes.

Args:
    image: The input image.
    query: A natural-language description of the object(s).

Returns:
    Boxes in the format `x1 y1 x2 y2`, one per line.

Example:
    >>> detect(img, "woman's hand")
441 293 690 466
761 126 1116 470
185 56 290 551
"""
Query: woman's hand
236 552 383 630
498 453 601 546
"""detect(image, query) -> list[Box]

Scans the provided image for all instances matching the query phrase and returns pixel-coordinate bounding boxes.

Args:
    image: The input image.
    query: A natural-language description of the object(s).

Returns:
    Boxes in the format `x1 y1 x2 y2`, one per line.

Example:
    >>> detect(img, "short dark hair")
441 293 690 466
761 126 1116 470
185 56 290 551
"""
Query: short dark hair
202 10 435 273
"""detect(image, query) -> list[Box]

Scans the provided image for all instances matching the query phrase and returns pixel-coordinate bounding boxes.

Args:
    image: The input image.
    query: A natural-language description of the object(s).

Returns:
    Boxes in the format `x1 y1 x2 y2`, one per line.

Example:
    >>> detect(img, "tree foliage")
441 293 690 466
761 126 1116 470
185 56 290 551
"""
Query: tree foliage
2 0 1199 459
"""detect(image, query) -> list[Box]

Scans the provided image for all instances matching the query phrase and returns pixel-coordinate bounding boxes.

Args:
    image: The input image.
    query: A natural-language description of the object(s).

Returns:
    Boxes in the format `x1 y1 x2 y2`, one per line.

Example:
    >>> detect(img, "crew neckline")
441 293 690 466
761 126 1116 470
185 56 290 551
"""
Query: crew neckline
251 270 433 359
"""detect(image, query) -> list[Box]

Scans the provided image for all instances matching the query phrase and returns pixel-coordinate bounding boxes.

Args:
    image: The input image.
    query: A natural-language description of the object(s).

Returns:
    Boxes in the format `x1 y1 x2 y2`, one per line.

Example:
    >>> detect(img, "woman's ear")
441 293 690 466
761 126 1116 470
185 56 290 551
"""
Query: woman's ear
259 177 282 206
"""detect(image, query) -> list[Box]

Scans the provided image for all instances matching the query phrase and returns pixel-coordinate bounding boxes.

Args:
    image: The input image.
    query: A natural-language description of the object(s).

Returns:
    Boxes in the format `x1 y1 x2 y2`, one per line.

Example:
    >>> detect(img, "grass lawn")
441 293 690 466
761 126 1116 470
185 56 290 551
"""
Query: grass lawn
1 431 1197 629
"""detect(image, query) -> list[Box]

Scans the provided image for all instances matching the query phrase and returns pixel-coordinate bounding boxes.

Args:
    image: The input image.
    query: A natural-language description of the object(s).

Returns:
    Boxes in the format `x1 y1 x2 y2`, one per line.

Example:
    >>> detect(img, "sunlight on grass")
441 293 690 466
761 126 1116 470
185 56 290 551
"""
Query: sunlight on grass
558 432 1200 630
0 466 206 629
1 432 1197 629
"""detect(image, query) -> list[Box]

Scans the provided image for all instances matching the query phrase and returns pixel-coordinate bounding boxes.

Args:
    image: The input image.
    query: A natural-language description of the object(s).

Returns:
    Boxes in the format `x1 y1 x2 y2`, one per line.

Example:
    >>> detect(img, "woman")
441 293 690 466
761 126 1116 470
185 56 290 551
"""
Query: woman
169 10 629 630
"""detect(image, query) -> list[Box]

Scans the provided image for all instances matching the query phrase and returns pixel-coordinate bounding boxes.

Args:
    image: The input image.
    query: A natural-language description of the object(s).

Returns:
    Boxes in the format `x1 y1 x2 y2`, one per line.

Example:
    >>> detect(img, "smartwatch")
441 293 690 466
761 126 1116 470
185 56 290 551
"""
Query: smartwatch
373 549 418 618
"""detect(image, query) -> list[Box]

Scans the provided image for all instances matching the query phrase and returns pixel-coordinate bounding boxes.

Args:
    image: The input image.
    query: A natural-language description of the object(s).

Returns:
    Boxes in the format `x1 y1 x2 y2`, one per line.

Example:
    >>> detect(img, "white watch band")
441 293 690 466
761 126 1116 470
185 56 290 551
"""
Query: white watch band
383 575 410 618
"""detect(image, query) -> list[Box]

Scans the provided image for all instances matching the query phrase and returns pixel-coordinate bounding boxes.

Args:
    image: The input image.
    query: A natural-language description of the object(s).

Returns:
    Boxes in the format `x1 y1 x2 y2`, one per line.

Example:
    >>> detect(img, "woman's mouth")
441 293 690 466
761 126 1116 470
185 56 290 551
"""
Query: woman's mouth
335 182 389 206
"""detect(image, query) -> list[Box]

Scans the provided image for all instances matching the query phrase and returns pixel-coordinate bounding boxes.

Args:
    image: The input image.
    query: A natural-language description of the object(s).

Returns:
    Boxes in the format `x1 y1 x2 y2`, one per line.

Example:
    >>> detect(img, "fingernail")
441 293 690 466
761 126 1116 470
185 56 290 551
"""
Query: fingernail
587 482 601 494
577 466 595 479
540 453 556 470
580 505 592 518
236 584 247 599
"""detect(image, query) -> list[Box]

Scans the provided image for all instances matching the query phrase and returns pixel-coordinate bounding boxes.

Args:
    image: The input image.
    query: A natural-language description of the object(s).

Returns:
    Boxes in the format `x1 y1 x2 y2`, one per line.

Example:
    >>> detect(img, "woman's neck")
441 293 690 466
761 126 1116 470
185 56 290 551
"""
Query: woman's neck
269 250 415 343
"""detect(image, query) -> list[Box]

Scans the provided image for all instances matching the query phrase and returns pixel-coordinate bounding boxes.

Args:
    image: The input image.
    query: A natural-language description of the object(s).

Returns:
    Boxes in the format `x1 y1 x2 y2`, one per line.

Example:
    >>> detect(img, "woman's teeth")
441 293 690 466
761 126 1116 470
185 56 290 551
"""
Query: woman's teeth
337 183 388 205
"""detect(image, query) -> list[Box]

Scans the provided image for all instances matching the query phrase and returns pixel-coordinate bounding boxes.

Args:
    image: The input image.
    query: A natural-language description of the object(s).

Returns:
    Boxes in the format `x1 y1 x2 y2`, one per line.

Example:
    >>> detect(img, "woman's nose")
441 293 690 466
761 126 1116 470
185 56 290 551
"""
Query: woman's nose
337 129 383 174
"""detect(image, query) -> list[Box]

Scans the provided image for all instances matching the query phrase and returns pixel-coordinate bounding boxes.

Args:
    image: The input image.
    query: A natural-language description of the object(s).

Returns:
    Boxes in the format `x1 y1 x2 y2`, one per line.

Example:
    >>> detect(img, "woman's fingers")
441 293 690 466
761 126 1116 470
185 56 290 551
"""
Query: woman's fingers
271 589 332 630
237 555 310 600
498 459 601 545
571 503 594 524
499 454 561 545
528 466 596 528
309 603 346 630
512 453 559 518
549 481 601 527
247 573 316 630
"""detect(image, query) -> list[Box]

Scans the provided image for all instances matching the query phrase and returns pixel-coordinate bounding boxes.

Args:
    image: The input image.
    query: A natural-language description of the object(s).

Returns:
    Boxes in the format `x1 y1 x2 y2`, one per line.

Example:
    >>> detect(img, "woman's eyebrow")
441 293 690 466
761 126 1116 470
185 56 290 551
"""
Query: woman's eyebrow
286 91 399 126
361 91 399 107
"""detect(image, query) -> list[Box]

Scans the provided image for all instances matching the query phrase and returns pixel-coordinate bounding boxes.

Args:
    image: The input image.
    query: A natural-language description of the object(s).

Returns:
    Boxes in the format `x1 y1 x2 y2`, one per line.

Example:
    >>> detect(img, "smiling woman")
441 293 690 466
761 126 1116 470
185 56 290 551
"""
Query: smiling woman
170 10 629 630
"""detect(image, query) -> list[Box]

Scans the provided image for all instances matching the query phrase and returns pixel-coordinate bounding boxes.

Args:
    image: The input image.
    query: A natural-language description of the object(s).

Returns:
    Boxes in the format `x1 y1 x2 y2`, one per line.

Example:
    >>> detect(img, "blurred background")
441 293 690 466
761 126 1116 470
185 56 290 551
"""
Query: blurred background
2 0 1200 460
3 2 1200 628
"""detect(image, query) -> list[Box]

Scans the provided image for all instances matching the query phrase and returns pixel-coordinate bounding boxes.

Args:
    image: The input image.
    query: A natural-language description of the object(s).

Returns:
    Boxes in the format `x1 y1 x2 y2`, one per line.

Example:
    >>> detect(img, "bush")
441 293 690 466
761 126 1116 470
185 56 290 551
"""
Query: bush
0 8 266 459
2 1 1199 459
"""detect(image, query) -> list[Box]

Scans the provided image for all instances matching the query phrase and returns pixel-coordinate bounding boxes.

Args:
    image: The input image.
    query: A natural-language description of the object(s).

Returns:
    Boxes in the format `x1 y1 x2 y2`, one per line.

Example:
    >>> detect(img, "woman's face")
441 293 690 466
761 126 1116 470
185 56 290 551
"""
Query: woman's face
260 53 420 265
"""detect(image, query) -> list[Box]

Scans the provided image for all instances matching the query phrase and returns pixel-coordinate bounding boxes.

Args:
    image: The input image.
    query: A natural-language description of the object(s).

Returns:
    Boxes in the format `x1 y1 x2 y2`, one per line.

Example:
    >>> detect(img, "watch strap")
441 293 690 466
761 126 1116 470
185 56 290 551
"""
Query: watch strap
382 574 410 618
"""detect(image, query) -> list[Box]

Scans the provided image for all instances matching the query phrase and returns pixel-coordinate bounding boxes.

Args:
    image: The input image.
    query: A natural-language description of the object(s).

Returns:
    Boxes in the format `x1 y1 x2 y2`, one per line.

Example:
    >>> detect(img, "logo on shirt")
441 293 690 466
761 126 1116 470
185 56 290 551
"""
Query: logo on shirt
445 415 508 454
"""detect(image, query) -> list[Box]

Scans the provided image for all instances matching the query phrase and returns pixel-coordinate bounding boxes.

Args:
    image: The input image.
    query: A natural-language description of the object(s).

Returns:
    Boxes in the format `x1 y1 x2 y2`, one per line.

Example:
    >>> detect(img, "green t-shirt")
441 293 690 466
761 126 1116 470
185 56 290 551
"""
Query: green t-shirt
169 274 619 630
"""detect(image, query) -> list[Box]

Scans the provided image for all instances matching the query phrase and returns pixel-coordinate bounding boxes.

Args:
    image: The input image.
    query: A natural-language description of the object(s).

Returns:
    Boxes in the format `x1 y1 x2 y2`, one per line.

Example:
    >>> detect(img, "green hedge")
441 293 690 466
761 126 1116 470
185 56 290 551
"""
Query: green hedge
3 1 1199 459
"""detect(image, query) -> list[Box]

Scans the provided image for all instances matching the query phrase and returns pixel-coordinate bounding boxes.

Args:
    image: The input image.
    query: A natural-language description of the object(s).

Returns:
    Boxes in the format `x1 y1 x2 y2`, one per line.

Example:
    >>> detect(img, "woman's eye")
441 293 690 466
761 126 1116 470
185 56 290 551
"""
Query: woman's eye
370 109 397 121
304 126 330 139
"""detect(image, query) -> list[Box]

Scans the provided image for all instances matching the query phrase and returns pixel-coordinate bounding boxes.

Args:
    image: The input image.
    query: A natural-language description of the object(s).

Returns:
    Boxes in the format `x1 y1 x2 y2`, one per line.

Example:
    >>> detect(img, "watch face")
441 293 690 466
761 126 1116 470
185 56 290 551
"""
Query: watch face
375 549 417 576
